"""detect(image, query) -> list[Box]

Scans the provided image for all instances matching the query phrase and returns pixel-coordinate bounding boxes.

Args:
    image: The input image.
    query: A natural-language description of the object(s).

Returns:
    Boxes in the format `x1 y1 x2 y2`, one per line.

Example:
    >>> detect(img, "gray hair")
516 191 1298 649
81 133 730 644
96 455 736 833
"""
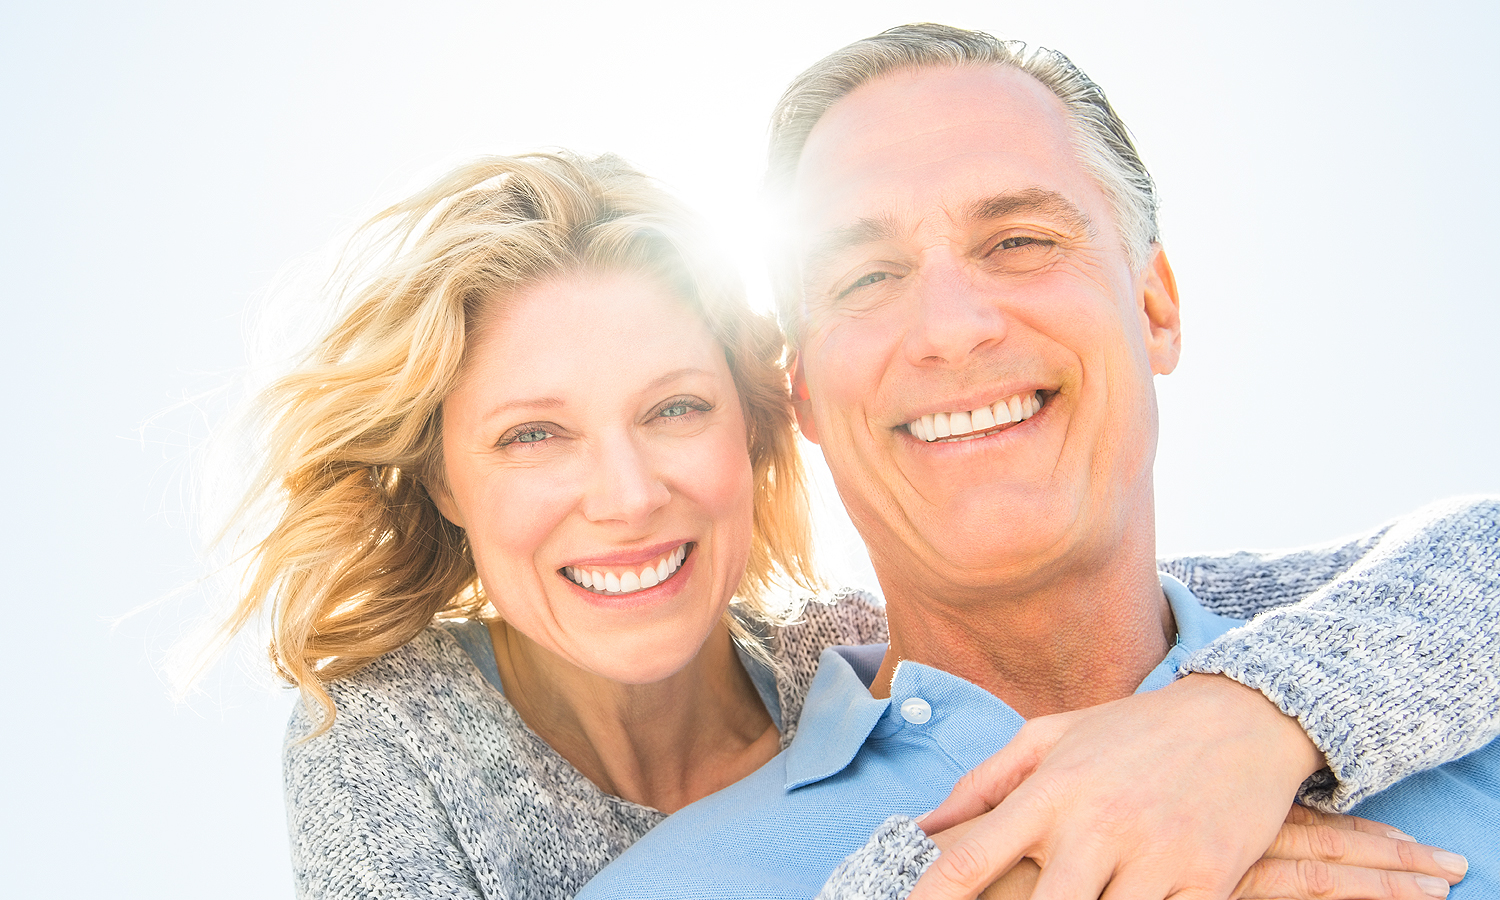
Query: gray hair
767 23 1159 344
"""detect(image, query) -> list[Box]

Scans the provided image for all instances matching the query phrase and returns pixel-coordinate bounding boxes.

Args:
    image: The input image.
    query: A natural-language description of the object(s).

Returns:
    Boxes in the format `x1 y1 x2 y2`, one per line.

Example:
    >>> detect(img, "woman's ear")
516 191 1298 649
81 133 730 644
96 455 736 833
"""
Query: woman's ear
425 475 465 529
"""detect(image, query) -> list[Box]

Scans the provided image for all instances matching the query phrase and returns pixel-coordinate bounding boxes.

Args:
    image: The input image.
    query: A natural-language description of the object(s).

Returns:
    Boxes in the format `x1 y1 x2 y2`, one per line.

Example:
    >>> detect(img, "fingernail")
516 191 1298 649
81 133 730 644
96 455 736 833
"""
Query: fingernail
1387 829 1416 841
913 812 931 828
1417 874 1450 898
1433 850 1469 878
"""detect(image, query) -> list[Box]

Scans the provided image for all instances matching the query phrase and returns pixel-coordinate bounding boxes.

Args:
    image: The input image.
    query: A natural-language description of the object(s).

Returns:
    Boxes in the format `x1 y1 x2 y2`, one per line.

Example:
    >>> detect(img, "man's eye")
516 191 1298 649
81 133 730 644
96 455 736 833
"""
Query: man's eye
996 236 1051 251
839 271 890 297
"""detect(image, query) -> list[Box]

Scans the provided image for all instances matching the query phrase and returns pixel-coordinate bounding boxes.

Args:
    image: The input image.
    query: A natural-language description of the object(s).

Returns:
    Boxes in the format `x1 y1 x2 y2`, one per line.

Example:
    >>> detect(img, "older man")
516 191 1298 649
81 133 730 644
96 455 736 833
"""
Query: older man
578 24 1499 900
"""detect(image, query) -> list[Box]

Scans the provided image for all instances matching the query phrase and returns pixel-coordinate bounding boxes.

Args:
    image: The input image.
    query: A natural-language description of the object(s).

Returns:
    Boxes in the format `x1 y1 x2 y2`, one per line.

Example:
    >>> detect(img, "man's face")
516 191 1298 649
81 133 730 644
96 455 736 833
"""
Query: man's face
790 64 1181 600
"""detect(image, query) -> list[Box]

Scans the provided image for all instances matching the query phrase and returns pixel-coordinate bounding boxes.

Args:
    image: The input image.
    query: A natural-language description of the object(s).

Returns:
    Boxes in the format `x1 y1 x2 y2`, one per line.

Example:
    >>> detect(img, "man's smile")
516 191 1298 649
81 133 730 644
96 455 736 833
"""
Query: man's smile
902 389 1046 442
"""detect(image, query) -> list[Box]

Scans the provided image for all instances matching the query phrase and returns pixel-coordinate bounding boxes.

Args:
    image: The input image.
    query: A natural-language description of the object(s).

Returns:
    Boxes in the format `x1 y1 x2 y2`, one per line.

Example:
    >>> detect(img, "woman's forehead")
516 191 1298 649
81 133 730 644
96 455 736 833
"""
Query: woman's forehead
453 269 729 408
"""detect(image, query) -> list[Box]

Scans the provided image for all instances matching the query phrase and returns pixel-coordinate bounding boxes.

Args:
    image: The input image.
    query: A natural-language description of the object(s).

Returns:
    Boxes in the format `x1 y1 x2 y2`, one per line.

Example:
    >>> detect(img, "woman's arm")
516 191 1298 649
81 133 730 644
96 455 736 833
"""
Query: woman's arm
818 810 1464 900
1173 495 1500 808
828 497 1498 900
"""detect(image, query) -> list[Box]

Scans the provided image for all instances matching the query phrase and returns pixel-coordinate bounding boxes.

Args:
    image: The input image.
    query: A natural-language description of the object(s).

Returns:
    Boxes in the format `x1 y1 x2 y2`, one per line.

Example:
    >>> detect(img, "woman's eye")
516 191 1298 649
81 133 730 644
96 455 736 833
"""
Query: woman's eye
656 398 710 421
503 426 553 446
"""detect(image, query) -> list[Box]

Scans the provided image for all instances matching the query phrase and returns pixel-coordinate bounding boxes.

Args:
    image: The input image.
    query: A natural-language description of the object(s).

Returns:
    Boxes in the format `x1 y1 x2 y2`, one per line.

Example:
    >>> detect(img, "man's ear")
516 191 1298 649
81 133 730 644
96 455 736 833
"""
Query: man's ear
789 353 820 445
1140 246 1182 375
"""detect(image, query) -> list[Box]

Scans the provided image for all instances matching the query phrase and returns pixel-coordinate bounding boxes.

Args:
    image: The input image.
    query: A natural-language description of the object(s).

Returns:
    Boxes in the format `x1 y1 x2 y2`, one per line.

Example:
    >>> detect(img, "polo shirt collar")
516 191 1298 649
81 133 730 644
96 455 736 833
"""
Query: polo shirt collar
782 572 1246 791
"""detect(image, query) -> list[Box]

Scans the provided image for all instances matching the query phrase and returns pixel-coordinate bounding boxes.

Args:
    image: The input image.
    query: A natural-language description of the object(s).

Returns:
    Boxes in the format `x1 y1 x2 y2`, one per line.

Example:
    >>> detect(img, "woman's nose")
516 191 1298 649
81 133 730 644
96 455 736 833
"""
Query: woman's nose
580 436 671 525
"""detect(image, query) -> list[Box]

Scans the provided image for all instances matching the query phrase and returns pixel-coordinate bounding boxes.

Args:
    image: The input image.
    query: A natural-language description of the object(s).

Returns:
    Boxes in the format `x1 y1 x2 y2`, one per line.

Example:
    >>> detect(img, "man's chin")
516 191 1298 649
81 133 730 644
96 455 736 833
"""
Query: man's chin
872 527 1080 598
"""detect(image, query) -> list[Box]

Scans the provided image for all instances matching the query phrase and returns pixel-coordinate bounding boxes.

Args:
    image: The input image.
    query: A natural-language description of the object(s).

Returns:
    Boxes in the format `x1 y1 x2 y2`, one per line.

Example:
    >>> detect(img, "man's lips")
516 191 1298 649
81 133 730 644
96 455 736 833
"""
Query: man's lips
562 543 690 596
902 390 1044 442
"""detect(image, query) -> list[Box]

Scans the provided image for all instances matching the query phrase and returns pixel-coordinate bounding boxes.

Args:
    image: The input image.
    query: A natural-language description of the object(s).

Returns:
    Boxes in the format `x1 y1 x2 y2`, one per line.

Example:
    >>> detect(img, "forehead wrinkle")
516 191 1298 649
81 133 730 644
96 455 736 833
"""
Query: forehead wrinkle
967 188 1097 241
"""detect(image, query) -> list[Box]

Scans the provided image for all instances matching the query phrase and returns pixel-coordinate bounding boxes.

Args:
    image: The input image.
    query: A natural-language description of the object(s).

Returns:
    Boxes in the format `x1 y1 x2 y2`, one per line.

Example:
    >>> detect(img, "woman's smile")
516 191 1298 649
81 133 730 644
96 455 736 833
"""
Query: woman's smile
432 267 754 685
563 541 691 595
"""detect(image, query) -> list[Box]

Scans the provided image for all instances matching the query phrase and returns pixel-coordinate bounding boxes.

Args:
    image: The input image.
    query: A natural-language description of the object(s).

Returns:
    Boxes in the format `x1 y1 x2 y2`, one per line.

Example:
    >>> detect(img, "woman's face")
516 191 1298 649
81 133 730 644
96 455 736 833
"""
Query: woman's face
433 268 755 684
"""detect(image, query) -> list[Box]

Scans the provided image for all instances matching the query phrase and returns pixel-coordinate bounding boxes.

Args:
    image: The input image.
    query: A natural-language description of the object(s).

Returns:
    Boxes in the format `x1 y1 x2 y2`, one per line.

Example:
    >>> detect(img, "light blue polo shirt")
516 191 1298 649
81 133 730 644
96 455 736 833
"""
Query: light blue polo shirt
577 575 1499 899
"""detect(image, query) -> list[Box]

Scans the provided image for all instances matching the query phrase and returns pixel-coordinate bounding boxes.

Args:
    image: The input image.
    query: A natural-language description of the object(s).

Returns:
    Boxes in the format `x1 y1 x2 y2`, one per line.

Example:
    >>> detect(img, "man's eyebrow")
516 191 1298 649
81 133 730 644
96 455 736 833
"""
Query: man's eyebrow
800 213 903 285
968 188 1096 238
800 189 1096 285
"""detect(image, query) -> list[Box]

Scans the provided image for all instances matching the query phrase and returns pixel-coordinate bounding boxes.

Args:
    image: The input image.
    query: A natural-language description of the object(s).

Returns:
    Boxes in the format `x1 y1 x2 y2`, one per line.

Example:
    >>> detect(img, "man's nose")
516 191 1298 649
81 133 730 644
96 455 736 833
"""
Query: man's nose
901 257 1008 367
580 435 671 525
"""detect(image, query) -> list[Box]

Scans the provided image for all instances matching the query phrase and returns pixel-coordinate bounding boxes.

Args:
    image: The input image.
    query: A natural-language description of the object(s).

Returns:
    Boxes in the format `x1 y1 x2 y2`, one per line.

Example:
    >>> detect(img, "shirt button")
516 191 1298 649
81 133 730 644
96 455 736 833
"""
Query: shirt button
900 697 932 725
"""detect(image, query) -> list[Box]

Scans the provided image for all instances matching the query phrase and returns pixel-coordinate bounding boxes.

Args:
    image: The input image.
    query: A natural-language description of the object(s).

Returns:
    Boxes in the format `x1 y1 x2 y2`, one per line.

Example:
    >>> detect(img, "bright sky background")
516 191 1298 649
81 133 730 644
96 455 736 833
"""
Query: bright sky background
3 1 1496 896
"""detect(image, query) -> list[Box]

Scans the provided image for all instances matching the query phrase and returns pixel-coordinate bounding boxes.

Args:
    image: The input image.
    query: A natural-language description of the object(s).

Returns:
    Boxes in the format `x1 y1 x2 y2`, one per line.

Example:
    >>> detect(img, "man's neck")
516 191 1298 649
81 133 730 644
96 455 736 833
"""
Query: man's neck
869 546 1174 720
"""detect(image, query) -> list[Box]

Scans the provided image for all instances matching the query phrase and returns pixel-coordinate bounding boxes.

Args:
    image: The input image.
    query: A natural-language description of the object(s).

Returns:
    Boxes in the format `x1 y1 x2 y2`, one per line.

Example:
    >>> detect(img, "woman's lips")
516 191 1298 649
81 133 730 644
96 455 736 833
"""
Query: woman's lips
562 543 690 596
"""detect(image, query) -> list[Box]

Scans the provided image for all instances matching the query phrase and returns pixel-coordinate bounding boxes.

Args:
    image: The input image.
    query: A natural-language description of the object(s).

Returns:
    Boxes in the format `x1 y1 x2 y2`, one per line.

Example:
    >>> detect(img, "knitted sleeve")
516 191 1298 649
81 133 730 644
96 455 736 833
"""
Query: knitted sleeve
283 689 485 900
1168 496 1500 810
815 817 939 900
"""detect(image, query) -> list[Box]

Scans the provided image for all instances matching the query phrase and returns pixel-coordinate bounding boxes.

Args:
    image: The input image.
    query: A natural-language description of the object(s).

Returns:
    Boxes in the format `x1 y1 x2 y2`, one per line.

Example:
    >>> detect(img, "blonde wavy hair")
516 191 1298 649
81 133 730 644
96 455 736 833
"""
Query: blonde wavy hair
221 152 817 730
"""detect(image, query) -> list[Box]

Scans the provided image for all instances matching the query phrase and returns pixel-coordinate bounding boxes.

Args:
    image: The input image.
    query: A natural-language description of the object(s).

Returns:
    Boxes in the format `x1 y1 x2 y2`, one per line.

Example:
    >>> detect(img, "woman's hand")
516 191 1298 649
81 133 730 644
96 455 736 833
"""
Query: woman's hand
924 806 1466 899
907 674 1468 900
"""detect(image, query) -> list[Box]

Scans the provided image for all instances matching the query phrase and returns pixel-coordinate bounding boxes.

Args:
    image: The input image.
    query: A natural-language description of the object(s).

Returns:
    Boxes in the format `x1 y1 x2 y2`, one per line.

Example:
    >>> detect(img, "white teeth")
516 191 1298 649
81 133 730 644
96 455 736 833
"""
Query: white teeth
905 392 1044 443
564 544 688 595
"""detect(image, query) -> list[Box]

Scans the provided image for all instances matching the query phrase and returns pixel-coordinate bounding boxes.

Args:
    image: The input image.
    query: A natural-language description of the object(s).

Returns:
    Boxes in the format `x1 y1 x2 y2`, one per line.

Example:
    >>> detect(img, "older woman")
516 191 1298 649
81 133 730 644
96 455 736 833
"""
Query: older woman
220 152 1483 899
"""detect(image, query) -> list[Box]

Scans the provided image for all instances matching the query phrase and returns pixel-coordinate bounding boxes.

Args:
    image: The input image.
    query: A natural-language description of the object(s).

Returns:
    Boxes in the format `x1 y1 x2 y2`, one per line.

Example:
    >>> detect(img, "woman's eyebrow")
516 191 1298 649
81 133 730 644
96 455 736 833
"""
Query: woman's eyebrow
478 368 713 423
642 367 714 392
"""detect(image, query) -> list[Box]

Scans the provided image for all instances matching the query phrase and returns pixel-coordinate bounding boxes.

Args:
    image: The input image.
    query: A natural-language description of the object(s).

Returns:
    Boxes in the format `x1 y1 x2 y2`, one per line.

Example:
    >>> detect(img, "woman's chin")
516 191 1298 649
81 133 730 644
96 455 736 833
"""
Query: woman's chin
573 617 733 689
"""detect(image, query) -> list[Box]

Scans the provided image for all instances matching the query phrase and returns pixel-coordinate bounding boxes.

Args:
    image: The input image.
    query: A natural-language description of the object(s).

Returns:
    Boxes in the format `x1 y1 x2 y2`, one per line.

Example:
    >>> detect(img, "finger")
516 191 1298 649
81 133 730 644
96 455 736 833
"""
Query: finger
910 835 1027 900
1236 857 1457 899
909 788 1053 900
977 858 1041 900
918 727 1052 834
1024 845 1117 900
1285 805 1419 840
1265 823 1468 884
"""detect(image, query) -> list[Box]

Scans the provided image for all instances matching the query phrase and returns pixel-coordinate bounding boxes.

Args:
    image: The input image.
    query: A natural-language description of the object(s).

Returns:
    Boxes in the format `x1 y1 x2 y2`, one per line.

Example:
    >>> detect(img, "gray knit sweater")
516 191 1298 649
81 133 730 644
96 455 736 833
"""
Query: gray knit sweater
285 497 1500 900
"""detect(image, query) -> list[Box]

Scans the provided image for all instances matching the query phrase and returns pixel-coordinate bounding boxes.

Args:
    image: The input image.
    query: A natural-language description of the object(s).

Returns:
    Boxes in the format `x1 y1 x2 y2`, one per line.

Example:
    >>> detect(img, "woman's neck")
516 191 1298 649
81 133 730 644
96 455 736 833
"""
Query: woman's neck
486 618 780 813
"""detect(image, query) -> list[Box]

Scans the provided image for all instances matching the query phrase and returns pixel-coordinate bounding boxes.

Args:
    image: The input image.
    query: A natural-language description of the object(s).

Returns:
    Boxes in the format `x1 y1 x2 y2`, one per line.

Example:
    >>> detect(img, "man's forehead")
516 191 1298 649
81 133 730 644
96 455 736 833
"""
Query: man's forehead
789 64 1093 237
